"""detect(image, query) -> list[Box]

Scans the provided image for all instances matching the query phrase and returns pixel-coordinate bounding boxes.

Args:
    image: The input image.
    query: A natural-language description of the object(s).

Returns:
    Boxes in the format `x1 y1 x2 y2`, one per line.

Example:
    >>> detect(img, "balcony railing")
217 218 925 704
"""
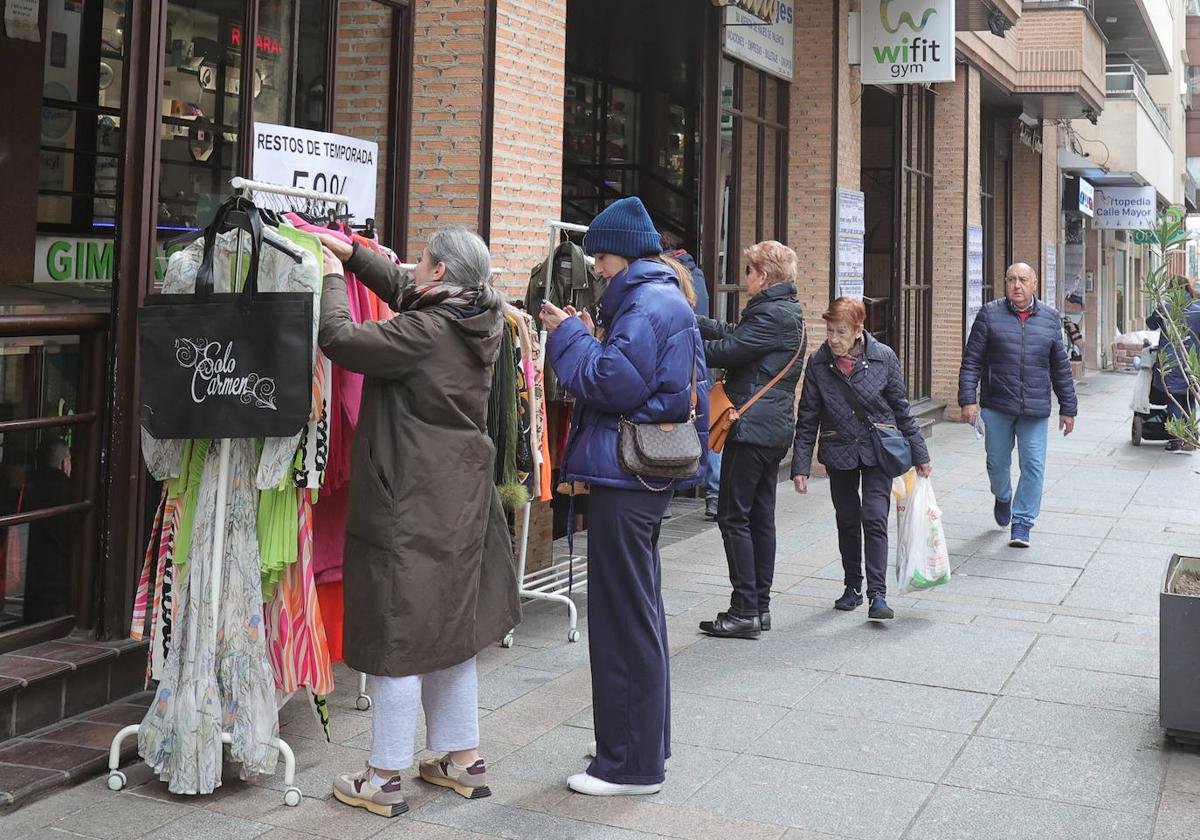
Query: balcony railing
1107 63 1172 140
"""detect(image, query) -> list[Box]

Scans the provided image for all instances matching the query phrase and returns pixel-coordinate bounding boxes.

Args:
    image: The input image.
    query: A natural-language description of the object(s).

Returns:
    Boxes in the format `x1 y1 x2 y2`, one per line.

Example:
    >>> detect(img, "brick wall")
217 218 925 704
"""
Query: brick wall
788 0 837 340
1011 131 1042 273
930 67 981 411
333 1 397 235
488 0 566 298
407 0 488 257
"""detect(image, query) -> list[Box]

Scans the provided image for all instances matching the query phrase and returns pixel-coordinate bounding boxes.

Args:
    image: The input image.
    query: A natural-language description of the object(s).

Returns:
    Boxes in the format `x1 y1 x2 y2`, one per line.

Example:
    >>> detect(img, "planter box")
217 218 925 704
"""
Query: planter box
1161 554 1200 744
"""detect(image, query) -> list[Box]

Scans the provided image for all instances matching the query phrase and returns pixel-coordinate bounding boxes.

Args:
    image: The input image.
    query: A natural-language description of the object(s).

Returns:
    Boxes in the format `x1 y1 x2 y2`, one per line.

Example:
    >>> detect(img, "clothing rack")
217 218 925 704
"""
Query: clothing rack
502 220 591 648
106 179 351 807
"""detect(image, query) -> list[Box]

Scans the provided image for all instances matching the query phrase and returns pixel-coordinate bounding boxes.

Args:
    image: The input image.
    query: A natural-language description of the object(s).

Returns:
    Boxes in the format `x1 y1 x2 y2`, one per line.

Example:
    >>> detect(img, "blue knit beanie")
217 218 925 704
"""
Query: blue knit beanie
584 197 662 259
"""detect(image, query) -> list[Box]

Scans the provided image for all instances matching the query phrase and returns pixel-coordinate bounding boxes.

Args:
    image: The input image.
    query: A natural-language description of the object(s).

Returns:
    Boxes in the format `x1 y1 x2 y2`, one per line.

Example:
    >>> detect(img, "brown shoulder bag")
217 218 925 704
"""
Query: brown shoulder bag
708 341 804 454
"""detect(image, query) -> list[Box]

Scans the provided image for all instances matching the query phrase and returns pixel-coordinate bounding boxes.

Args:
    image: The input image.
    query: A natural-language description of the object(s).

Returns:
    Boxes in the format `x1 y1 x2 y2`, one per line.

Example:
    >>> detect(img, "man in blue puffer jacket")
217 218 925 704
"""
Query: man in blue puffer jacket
540 196 708 798
959 262 1078 548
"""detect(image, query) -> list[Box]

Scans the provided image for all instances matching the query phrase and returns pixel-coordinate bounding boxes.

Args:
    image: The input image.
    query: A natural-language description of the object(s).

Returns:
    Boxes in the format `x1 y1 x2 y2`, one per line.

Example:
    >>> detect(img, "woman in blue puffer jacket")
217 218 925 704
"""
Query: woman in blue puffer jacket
540 196 708 799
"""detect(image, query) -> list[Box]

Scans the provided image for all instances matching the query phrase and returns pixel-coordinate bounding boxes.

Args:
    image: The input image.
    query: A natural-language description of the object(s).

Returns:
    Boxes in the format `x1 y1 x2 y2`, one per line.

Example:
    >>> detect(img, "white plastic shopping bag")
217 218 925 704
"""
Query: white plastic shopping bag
891 472 951 593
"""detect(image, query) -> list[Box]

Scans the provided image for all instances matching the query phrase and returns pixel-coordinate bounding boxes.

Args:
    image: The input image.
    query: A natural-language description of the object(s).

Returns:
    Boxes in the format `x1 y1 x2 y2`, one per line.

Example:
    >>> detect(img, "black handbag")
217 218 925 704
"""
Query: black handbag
617 333 702 492
828 369 914 479
139 199 314 440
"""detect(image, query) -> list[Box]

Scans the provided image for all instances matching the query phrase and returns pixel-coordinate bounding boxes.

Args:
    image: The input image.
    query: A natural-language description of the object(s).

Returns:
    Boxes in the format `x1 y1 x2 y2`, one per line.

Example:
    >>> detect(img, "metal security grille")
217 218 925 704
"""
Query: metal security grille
896 86 935 401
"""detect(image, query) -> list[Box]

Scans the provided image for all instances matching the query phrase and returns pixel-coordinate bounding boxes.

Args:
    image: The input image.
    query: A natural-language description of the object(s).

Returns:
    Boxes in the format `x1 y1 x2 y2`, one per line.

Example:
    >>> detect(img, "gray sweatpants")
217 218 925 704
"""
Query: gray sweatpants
369 655 479 771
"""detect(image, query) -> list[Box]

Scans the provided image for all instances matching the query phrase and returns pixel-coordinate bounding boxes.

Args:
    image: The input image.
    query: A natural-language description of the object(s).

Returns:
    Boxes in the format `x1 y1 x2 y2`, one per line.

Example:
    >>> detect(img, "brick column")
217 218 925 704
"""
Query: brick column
408 0 488 254
1011 132 1042 271
930 67 980 409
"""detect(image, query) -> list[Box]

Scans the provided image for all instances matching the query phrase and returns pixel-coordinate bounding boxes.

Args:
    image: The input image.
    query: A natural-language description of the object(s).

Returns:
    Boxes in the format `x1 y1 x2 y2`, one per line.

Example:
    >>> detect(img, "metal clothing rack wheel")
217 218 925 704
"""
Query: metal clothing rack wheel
108 178 350 807
504 220 590 648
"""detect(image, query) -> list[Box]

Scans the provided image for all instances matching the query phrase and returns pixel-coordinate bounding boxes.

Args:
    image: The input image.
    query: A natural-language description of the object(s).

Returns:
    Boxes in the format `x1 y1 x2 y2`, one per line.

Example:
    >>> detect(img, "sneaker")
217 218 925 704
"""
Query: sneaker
834 587 863 611
1167 440 1188 455
994 497 1012 528
419 754 492 800
567 771 661 797
333 764 410 817
867 594 895 621
704 497 718 520
759 611 771 631
1009 524 1031 548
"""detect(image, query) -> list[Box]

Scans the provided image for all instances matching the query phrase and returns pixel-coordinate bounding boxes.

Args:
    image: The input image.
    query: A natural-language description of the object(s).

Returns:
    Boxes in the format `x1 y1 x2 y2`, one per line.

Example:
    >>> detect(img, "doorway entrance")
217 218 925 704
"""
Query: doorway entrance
859 85 935 401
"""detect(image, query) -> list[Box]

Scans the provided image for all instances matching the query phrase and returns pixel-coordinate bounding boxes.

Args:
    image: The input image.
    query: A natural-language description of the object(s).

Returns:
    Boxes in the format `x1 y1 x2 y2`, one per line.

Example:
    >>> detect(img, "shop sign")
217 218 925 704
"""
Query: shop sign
34 236 114 283
860 0 956 85
712 0 778 24
4 0 40 42
228 26 283 56
1093 186 1156 230
252 123 379 222
722 1 794 82
1074 177 1095 217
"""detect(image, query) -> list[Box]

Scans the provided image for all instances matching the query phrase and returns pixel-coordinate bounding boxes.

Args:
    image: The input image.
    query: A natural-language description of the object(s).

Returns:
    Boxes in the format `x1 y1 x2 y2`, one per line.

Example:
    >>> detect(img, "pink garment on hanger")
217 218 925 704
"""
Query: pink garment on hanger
312 486 349 585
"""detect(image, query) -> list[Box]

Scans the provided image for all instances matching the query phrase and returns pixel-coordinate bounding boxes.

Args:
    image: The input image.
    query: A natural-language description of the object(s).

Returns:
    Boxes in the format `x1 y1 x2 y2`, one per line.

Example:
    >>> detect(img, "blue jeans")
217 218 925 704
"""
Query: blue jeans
705 448 722 500
981 407 1048 528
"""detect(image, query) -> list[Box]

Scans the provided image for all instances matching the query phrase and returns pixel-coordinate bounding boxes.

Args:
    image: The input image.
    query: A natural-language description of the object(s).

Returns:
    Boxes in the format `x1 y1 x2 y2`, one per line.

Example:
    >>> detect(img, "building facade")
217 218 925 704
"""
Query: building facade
0 0 1187 736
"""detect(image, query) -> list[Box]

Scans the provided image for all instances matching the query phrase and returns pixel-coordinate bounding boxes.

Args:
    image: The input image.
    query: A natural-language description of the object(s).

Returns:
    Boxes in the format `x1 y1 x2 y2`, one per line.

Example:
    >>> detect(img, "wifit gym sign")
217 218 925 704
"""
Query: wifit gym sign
860 0 956 85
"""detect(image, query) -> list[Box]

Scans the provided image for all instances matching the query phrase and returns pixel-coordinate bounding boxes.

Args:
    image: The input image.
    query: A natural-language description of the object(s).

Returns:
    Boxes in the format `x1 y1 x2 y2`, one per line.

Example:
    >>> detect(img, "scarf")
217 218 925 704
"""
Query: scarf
835 338 865 377
398 281 478 313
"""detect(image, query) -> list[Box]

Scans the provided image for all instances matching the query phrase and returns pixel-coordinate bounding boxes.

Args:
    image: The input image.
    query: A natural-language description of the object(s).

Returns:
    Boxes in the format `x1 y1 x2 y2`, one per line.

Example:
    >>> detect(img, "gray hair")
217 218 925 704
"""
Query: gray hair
426 227 503 311
39 437 70 471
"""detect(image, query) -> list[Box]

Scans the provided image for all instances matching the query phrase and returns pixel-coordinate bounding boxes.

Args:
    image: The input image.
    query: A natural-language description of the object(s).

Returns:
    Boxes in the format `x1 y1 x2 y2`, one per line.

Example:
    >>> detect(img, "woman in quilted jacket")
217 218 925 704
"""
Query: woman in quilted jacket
791 297 931 621
540 196 708 798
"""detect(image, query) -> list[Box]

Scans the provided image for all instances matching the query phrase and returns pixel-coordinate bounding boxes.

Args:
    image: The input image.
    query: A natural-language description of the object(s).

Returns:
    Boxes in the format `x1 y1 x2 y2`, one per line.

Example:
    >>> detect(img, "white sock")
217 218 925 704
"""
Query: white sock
371 771 394 786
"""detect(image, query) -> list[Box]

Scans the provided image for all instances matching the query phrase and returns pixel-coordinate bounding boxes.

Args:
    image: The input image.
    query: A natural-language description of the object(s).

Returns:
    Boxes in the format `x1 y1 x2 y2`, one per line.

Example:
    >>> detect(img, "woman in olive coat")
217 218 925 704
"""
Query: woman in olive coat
316 227 520 818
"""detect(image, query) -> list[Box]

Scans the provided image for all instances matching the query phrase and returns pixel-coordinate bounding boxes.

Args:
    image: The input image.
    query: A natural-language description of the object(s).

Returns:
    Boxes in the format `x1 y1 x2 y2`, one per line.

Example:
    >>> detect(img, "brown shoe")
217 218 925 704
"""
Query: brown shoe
419 754 492 799
332 764 410 817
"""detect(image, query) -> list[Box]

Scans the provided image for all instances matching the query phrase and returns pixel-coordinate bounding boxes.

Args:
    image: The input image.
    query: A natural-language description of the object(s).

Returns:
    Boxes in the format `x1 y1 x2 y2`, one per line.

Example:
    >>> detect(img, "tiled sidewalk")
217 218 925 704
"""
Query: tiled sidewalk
3 371 1199 839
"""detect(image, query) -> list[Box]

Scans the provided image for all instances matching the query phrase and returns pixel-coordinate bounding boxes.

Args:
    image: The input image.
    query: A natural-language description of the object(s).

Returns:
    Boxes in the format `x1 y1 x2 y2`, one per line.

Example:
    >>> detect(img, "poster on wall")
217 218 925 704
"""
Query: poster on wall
966 224 983 334
1062 241 1086 315
1093 186 1156 230
860 0 956 85
252 123 379 222
1045 243 1057 308
836 189 866 298
722 1 794 81
4 0 40 41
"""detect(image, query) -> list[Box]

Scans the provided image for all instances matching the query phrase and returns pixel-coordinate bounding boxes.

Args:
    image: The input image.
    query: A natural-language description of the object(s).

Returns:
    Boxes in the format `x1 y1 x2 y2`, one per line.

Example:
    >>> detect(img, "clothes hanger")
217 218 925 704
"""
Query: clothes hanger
164 194 302 262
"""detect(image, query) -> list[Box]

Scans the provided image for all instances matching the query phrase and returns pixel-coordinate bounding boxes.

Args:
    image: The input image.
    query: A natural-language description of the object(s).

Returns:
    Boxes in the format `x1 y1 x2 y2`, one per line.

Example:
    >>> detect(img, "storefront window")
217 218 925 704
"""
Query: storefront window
715 58 788 320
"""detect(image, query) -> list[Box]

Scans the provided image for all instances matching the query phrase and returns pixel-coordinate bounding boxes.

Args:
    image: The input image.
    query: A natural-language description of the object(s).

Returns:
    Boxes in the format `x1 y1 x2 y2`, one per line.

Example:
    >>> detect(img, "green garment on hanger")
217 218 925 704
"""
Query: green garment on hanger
257 449 302 596
172 438 211 571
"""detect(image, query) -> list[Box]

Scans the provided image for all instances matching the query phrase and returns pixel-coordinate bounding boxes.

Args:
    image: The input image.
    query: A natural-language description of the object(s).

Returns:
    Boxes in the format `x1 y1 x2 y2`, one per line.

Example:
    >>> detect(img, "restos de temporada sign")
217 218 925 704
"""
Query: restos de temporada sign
860 0 956 84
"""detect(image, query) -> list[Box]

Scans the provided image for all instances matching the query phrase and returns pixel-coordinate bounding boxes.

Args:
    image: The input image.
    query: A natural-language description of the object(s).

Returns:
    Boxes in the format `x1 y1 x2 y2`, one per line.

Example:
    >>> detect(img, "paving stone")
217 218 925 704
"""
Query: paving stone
1164 747 1200 796
909 597 1052 623
1152 789 1200 840
669 692 789 753
953 557 1082 586
667 647 830 708
549 795 788 840
1063 556 1164 616
408 797 662 839
978 696 1162 756
148 809 272 839
692 754 931 839
748 710 967 783
53 790 189 839
1002 659 1159 716
477 665 557 710
794 674 993 735
937 573 1070 604
906 785 1152 840
839 620 1035 693
507 642 591 676
1024 635 1159 678
945 735 1165 814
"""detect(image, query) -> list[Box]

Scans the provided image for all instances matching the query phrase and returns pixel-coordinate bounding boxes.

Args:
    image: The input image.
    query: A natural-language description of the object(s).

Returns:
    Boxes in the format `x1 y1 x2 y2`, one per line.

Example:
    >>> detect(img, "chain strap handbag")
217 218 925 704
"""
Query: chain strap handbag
618 331 702 492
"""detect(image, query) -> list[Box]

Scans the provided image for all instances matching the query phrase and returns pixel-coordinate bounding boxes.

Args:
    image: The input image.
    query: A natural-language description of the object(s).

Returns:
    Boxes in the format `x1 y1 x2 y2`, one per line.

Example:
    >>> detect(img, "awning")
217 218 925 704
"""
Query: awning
711 0 778 25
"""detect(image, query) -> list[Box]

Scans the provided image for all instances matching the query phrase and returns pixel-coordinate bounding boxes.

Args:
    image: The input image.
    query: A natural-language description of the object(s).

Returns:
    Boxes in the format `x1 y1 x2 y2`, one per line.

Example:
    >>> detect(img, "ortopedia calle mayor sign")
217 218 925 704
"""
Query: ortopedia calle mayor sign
861 0 956 85
712 0 777 24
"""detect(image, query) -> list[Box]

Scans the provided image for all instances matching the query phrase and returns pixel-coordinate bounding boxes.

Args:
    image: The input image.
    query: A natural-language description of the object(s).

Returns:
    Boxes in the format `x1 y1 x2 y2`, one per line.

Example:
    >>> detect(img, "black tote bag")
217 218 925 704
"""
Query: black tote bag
139 200 313 440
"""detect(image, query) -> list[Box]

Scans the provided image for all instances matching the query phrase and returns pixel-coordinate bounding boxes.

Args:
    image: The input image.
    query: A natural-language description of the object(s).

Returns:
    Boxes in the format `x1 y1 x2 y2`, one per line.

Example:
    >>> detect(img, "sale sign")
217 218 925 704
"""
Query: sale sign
251 123 379 222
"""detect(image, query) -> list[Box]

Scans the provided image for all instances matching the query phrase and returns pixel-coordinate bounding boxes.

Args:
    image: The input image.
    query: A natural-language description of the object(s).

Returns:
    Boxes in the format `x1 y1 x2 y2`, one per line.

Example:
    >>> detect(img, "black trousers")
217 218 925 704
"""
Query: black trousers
717 441 789 618
828 464 892 597
585 485 671 785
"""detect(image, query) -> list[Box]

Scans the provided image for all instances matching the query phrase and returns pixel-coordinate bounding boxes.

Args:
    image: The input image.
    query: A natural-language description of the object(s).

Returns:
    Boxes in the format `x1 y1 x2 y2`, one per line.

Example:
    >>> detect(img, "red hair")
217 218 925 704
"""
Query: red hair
822 297 866 330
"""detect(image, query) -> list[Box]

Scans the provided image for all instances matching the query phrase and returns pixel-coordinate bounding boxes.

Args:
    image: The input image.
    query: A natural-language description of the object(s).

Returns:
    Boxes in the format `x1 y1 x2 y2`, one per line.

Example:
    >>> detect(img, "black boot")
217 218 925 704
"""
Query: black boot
699 612 761 640
704 497 718 520
759 611 771 631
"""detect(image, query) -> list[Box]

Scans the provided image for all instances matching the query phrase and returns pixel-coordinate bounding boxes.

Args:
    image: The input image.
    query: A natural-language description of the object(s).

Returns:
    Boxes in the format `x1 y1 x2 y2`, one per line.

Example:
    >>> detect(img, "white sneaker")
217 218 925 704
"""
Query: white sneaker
567 772 662 796
586 740 670 770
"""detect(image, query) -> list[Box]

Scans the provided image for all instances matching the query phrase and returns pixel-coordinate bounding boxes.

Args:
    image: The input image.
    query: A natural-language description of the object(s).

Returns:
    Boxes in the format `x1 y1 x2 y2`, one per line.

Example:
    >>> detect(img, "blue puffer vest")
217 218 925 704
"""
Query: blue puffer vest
546 259 709 490
958 297 1078 419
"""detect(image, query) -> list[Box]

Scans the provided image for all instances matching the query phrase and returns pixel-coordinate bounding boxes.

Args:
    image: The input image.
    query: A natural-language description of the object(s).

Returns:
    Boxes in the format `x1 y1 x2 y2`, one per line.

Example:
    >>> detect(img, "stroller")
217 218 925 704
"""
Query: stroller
1130 342 1173 445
